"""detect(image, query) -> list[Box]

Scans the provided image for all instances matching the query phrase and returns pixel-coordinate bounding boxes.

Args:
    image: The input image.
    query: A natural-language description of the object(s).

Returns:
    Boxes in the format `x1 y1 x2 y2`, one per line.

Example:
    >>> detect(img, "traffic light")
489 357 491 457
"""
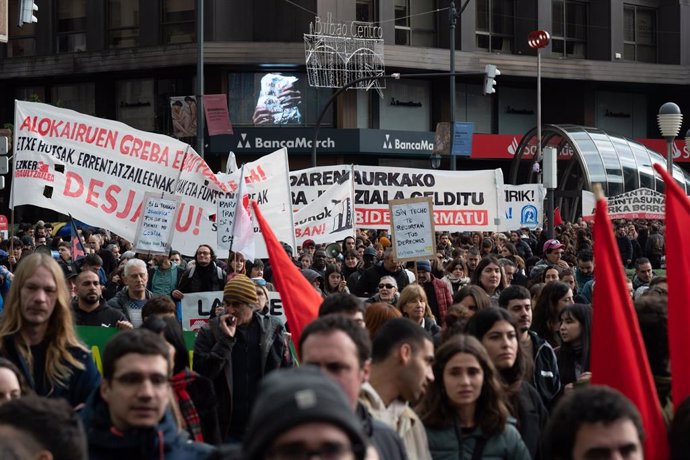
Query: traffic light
0 135 8 191
18 0 38 27
483 64 500 95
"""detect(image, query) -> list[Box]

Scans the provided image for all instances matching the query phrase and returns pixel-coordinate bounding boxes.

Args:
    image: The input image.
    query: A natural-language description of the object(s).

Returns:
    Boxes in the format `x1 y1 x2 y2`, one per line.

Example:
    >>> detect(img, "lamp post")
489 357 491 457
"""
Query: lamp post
449 0 472 171
528 30 551 236
657 103 683 172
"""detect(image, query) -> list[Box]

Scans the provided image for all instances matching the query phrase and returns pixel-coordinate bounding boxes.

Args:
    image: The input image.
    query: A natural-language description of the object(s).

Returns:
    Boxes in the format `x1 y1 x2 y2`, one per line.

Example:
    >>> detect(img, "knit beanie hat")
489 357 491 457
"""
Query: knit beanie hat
243 367 367 460
223 274 257 305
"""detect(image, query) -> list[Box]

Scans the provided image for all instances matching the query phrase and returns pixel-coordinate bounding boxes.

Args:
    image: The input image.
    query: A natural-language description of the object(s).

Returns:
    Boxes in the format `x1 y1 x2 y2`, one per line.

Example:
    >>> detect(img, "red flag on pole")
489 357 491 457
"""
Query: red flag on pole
590 189 668 460
553 207 564 226
653 163 690 408
69 215 86 261
251 201 321 353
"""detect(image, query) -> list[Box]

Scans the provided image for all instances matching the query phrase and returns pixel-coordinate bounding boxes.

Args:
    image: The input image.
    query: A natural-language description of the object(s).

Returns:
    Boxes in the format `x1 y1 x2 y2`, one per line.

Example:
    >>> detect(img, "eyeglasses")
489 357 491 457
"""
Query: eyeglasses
267 442 353 460
112 372 169 388
197 251 211 256
378 283 396 289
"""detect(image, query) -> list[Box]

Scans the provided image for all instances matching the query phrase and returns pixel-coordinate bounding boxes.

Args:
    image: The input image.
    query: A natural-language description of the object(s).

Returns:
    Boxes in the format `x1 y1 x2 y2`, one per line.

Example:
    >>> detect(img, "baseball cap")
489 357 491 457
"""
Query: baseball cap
543 239 564 253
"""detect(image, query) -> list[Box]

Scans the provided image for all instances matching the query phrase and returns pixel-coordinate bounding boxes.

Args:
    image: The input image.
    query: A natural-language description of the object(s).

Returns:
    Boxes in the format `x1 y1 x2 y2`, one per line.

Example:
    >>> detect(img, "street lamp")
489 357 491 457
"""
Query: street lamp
657 102 683 172
449 0 471 171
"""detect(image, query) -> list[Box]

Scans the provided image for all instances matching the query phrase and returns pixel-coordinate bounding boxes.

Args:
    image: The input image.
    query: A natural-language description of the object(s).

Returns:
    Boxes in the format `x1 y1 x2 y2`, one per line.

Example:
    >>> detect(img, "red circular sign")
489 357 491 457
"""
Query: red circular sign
528 30 550 49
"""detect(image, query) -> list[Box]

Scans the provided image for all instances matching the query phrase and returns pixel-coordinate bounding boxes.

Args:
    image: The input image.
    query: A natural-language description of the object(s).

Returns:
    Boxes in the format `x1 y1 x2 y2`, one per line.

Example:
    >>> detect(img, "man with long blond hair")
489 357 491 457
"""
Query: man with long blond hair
0 253 100 407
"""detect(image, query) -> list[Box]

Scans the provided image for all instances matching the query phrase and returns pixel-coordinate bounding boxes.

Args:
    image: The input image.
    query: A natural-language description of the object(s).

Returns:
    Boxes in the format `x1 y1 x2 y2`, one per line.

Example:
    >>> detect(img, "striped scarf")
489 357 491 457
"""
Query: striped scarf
170 369 204 442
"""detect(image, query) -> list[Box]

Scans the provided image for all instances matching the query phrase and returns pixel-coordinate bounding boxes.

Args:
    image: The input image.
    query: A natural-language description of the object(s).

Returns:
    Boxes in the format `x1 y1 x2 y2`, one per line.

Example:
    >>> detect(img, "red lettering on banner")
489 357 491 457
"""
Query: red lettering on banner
18 116 119 149
64 172 85 197
357 208 489 227
119 134 170 166
295 224 326 238
176 203 203 236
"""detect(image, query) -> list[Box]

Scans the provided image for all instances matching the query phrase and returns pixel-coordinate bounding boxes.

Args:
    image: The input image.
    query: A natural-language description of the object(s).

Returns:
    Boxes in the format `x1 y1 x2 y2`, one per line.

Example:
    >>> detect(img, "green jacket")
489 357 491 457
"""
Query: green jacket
426 420 531 460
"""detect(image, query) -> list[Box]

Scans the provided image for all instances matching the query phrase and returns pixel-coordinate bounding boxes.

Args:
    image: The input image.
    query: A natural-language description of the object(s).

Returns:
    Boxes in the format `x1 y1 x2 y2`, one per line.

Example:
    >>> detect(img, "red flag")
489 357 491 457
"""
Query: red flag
654 163 690 408
251 201 321 353
590 194 668 460
69 216 86 261
553 207 564 226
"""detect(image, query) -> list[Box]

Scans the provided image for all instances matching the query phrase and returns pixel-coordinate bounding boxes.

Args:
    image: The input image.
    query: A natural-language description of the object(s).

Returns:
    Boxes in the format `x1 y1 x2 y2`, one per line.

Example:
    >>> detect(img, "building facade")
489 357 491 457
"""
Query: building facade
1 0 690 219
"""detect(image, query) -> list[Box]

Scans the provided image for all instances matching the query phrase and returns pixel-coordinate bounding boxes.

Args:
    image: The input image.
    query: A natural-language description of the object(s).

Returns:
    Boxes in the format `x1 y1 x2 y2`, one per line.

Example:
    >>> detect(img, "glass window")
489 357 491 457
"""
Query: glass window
552 1 587 58
394 0 410 45
356 0 377 22
476 0 514 53
117 79 155 131
109 0 139 49
57 0 87 53
623 4 656 63
162 0 195 44
53 83 96 115
7 0 37 57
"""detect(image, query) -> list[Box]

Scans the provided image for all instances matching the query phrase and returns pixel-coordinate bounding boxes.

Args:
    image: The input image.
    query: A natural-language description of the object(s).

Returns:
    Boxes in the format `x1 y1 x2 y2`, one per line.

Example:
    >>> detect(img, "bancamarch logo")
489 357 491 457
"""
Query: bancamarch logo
237 133 335 150
382 134 434 151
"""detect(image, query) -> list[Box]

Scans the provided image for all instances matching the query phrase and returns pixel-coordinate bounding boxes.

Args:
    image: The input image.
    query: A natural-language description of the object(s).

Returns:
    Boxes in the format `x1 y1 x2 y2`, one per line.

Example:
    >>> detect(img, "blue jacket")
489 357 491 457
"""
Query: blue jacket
80 389 215 460
1 334 100 407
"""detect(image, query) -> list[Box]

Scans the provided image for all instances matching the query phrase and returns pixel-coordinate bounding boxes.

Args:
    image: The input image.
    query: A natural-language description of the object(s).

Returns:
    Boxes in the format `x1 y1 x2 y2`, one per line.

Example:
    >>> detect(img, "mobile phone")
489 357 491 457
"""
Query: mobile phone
225 315 237 327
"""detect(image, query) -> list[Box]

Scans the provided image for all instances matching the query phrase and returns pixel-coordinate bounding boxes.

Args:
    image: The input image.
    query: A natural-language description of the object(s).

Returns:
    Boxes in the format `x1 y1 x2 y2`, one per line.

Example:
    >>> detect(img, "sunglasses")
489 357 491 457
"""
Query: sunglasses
378 283 396 289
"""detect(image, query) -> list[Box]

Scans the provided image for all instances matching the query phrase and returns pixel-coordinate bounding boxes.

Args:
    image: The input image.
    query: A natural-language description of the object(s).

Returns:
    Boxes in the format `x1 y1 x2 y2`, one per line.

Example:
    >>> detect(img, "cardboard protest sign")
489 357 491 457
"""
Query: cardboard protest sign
500 184 545 231
293 168 355 246
291 165 503 232
133 193 180 254
180 290 286 331
389 197 436 262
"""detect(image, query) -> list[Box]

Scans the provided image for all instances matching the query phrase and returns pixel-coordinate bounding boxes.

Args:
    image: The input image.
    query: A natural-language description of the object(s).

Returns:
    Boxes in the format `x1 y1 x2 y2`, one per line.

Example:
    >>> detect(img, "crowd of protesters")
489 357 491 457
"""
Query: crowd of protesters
0 217 682 459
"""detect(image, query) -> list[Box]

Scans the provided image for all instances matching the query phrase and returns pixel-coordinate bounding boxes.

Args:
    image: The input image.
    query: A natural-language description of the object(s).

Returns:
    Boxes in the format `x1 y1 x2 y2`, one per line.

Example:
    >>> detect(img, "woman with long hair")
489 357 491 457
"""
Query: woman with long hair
397 284 440 337
556 304 592 391
323 264 350 296
0 357 31 403
417 334 530 459
226 251 246 280
532 281 574 347
452 285 492 316
470 256 506 305
465 308 548 459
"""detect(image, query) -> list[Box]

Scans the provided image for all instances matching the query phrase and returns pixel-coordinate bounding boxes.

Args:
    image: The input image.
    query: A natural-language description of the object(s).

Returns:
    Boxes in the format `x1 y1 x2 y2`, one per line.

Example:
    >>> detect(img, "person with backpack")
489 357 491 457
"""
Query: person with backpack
173 245 226 299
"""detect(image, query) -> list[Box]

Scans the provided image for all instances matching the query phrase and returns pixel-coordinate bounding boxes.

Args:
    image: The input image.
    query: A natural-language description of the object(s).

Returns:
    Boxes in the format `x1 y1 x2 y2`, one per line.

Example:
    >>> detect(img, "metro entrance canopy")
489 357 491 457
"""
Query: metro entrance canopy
508 124 690 222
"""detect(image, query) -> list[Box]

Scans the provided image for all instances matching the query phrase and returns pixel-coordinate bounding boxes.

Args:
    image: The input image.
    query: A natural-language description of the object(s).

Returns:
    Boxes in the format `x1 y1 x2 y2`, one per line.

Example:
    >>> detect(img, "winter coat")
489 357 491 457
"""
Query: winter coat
527 331 561 408
192 312 293 439
106 287 154 322
80 389 215 460
425 419 531 460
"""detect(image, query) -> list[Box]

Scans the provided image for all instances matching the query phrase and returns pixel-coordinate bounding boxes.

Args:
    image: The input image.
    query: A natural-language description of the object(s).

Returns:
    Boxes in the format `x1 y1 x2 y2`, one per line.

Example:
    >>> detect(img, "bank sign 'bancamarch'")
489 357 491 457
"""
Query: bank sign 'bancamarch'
253 136 335 150
382 134 434 151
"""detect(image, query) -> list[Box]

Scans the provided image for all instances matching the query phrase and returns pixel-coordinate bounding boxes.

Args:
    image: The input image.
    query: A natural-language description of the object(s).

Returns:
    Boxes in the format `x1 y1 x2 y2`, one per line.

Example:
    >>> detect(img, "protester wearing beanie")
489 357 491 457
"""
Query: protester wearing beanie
242 367 368 460
193 273 293 442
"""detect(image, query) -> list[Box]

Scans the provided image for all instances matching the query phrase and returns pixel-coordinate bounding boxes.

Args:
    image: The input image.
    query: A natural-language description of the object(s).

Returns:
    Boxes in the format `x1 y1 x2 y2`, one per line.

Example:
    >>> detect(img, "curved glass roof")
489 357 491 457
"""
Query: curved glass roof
508 125 690 220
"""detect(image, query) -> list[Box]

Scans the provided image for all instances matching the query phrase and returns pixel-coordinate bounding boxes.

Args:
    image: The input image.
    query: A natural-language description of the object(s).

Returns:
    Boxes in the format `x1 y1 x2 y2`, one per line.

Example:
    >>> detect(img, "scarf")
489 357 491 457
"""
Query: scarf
170 369 204 442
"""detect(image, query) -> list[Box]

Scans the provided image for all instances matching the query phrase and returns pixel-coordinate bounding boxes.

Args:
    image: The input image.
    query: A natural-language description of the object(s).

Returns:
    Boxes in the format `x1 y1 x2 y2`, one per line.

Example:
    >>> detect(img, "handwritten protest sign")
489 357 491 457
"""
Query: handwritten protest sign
180 290 286 331
133 193 180 254
216 194 237 251
389 197 436 262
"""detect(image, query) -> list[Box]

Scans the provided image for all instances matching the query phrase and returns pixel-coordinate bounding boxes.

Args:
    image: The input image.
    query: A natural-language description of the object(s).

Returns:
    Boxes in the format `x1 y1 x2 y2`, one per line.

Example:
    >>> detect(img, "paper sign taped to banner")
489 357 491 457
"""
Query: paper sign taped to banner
133 193 180 254
180 290 286 331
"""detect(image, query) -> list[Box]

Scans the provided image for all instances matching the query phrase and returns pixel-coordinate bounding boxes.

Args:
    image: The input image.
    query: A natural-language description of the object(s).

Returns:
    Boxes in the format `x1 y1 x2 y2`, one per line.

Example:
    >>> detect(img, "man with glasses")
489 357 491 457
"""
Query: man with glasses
194 274 293 442
81 328 215 458
173 244 226 300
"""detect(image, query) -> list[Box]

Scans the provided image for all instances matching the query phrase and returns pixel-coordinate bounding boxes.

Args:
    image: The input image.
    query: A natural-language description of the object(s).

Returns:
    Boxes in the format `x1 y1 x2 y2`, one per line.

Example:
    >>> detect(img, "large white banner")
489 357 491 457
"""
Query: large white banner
217 148 295 258
500 184 546 231
180 290 286 331
291 165 504 232
293 168 354 246
11 101 293 257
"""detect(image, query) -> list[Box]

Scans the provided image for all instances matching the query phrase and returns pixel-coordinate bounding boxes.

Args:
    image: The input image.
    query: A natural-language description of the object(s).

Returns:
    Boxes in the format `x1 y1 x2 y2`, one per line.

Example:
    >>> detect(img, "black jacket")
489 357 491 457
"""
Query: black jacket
516 381 548 460
192 312 293 440
528 330 561 408
353 262 409 298
71 298 126 327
